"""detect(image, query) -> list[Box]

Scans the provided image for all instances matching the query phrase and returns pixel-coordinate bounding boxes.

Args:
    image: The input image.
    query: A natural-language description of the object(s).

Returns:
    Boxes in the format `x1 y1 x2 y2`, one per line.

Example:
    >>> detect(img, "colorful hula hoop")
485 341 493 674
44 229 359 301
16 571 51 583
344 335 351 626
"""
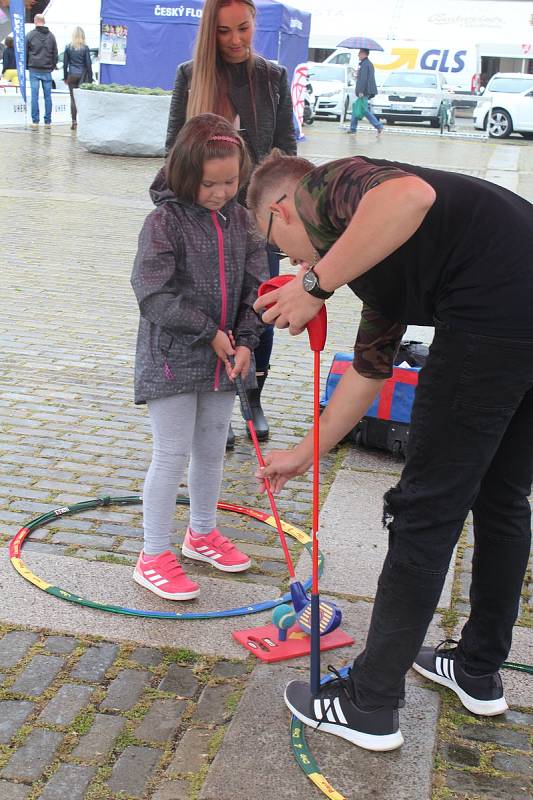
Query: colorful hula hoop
9 494 323 620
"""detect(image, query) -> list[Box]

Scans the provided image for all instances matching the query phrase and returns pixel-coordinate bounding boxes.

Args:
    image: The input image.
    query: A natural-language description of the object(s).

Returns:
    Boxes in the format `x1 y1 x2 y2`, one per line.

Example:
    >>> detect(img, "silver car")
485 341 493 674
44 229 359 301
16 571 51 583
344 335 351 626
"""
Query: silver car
371 70 451 127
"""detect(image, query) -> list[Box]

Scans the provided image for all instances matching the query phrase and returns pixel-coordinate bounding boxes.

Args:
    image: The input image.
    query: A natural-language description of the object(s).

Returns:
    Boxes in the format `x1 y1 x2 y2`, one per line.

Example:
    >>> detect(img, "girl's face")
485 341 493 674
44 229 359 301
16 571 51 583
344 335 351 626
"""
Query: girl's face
197 155 240 210
217 2 254 64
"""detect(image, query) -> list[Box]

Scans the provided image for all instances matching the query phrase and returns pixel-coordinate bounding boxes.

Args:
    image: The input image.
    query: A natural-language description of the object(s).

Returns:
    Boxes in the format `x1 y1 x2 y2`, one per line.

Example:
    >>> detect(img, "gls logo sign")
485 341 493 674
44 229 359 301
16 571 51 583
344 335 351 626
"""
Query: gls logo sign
375 48 468 73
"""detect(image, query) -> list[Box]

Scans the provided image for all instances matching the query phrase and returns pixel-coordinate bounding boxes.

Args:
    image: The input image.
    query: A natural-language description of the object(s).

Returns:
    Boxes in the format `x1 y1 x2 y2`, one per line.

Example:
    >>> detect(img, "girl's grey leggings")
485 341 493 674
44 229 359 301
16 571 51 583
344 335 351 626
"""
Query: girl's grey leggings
143 391 235 555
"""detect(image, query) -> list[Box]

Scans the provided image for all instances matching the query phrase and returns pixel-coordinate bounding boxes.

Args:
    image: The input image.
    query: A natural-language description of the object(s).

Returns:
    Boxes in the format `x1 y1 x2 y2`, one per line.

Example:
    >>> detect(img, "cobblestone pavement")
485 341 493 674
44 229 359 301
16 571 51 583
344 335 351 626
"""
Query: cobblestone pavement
0 121 531 800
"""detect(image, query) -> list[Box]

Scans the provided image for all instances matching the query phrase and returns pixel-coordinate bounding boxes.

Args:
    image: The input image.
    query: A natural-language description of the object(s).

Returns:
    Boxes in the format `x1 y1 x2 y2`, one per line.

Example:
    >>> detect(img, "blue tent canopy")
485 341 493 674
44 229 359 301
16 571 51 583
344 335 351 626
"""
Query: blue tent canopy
100 0 310 90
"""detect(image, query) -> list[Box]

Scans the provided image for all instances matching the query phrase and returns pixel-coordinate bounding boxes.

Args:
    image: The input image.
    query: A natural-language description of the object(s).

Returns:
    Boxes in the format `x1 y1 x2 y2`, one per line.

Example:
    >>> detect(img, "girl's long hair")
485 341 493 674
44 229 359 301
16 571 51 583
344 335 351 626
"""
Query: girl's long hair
187 0 257 124
166 113 251 203
71 27 86 50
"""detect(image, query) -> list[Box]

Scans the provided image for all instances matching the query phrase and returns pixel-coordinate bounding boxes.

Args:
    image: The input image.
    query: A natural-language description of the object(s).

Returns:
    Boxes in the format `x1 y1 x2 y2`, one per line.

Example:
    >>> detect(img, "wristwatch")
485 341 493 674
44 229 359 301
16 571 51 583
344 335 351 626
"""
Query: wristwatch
302 266 334 300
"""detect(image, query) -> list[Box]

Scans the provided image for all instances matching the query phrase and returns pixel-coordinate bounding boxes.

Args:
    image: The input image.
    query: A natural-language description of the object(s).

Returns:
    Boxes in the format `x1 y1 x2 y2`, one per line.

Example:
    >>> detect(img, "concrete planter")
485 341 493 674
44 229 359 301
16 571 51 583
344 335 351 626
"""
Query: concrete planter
75 88 171 156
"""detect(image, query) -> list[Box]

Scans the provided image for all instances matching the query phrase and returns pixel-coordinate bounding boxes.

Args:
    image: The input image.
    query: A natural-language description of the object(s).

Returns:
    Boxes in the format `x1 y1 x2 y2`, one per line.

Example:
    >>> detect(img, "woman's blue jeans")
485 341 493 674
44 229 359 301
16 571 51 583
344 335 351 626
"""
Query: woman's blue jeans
350 323 533 708
29 70 52 124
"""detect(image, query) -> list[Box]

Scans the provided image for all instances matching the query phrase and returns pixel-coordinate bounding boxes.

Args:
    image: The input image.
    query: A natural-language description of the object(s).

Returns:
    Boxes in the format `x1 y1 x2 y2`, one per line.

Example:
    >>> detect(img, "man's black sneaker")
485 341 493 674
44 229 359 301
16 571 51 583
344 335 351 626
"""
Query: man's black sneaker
412 640 508 716
284 667 403 752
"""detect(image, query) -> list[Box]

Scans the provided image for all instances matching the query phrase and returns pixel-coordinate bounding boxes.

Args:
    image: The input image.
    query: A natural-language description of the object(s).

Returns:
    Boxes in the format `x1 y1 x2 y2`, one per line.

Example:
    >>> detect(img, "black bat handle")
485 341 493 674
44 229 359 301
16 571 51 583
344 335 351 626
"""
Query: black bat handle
228 355 253 422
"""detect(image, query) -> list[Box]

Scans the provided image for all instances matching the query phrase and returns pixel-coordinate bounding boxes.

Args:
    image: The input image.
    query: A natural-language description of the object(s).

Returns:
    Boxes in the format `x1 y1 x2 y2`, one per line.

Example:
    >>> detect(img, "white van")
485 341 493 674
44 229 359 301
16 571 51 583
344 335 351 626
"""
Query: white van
324 42 478 94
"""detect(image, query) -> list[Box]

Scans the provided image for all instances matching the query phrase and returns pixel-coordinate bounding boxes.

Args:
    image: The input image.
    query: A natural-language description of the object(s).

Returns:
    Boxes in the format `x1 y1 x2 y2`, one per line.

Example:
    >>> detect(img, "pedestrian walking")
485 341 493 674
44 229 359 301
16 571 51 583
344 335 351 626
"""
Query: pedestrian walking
2 36 18 85
63 27 93 130
349 48 383 134
131 113 268 600
26 14 58 128
249 150 533 750
164 0 297 448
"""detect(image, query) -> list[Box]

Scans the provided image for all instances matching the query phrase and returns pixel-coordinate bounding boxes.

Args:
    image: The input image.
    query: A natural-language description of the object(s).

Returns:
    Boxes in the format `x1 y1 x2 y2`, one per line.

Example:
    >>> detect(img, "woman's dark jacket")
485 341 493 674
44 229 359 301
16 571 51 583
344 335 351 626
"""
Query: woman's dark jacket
165 55 297 162
63 44 93 82
2 47 16 72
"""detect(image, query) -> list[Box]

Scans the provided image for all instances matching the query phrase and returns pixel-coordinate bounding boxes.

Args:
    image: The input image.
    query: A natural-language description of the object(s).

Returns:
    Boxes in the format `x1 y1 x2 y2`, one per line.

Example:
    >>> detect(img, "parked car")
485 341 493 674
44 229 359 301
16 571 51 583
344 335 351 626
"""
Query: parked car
306 62 357 121
51 47 99 91
371 70 452 127
473 72 533 139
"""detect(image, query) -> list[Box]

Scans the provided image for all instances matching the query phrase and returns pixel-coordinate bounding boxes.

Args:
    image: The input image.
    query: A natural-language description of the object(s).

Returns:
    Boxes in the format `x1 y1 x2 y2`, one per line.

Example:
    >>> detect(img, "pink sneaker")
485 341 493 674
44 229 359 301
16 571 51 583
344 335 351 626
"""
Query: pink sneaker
182 528 251 573
133 550 200 600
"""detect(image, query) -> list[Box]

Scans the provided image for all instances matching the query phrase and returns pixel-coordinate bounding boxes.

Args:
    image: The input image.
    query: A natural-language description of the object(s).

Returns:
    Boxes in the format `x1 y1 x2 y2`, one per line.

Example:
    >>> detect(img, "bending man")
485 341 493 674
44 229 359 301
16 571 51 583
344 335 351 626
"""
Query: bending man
249 151 533 752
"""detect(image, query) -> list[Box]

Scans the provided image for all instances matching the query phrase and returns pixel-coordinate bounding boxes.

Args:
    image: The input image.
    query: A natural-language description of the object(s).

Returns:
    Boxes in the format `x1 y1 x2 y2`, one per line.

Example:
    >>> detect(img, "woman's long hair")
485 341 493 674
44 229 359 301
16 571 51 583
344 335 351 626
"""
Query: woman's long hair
71 27 86 50
187 0 256 123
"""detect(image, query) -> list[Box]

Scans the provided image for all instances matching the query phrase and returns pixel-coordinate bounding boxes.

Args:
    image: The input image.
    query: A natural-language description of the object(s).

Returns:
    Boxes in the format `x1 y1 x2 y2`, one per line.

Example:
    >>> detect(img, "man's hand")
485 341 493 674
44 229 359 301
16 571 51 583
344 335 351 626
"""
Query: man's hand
253 267 324 336
256 448 310 494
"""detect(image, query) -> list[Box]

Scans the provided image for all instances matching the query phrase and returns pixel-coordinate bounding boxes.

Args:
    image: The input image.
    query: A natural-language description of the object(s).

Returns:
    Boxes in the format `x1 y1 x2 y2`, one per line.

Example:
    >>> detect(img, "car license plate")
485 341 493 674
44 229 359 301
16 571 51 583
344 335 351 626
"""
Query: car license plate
391 103 412 111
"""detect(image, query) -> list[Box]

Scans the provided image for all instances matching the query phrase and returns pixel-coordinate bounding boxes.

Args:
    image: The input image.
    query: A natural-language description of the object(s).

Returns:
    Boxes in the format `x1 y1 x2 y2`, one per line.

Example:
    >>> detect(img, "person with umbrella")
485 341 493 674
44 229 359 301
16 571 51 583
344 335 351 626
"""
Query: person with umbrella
336 36 384 135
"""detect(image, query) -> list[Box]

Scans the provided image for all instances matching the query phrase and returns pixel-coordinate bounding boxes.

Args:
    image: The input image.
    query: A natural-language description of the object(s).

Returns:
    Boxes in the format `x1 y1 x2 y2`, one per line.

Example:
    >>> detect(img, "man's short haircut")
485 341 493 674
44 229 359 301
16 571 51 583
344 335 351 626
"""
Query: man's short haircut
246 149 314 216
34 14 46 25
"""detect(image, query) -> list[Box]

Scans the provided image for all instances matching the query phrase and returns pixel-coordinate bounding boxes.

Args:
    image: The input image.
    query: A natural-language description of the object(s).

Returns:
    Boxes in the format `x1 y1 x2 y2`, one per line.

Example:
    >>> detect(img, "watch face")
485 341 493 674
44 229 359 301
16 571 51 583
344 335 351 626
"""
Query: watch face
303 270 317 292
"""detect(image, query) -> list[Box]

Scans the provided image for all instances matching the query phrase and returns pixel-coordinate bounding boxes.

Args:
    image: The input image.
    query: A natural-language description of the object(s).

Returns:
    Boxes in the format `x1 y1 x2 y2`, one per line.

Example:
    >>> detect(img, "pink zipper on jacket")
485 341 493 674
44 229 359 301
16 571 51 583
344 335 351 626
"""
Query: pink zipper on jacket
211 211 228 391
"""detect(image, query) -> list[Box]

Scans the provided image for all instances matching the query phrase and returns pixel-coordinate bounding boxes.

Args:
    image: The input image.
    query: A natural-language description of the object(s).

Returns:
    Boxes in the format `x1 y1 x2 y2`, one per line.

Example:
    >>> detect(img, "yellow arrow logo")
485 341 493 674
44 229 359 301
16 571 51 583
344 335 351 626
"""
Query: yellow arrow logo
373 48 419 71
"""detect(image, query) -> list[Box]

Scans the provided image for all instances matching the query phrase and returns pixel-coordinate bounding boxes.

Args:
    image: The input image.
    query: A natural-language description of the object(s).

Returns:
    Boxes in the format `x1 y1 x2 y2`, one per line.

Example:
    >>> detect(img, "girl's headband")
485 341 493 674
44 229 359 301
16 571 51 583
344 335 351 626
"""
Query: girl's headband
208 135 241 146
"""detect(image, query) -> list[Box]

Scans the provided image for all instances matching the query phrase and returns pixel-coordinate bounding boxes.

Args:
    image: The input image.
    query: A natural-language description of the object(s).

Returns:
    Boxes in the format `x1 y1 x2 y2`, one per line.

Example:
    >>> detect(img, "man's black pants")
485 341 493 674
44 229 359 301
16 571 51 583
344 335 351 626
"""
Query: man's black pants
351 323 533 708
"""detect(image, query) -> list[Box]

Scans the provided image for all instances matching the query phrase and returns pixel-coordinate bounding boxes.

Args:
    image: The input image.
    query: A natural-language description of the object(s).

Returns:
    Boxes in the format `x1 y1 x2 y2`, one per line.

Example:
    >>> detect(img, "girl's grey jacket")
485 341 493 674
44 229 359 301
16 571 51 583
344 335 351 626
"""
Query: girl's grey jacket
131 175 268 405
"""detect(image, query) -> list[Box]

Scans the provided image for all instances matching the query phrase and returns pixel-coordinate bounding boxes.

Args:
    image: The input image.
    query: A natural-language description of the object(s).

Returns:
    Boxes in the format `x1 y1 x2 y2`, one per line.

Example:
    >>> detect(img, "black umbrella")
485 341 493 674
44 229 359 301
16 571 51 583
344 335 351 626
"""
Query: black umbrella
336 36 384 51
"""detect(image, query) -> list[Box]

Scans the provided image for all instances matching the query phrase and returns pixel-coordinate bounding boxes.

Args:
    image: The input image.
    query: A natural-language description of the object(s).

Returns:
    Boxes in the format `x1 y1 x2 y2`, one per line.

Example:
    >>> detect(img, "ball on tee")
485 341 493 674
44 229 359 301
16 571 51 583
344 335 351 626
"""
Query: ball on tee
272 603 296 631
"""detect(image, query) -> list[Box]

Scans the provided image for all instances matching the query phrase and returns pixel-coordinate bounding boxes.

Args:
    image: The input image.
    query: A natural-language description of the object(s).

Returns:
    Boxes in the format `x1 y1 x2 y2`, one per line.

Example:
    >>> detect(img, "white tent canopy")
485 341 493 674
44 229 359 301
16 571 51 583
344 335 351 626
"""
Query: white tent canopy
288 0 533 49
43 0 101 49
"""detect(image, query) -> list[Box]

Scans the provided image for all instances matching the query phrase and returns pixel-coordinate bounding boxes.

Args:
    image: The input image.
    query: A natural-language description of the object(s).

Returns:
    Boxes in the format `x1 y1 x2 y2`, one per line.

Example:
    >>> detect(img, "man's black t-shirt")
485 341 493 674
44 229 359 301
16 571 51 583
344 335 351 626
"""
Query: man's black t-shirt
296 157 533 341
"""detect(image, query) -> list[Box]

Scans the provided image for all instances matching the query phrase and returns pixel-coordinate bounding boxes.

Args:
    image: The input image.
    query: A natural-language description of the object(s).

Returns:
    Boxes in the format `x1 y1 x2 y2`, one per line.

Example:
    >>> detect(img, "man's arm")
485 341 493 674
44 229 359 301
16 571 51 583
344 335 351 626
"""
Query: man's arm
315 176 436 293
258 367 385 493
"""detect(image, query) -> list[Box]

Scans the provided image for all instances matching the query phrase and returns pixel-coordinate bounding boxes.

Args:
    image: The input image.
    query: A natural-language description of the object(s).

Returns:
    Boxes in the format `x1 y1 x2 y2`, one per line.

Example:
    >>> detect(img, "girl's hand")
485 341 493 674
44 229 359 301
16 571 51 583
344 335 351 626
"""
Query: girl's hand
211 330 235 367
255 448 310 495
228 345 251 380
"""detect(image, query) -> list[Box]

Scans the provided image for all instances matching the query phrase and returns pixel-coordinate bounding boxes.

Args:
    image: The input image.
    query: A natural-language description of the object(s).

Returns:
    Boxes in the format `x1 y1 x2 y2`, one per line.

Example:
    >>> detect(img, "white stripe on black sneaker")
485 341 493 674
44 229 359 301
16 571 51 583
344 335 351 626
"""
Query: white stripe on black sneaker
314 699 322 720
436 656 444 678
333 697 348 725
325 705 336 723
449 658 456 684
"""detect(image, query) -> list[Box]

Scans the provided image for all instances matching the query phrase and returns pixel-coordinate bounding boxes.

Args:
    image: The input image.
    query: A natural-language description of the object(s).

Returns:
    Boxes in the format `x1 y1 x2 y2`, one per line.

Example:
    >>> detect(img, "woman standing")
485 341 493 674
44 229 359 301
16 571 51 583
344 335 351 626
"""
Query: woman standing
2 36 18 85
165 0 297 447
63 27 93 130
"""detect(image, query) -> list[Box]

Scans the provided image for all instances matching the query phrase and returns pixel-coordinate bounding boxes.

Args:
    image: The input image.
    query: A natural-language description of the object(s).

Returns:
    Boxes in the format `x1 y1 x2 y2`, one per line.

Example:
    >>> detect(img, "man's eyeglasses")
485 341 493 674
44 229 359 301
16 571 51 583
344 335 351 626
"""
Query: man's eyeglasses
265 193 287 258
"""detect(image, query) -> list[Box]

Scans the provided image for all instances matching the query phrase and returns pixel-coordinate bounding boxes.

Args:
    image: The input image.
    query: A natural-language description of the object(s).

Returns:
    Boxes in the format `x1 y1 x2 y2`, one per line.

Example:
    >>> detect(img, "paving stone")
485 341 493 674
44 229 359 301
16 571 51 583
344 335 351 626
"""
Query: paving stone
167 728 213 774
52 532 115 548
107 745 162 798
39 764 97 800
199 664 440 800
11 655 64 696
492 752 533 777
502 709 533 727
0 700 35 744
38 684 94 726
43 635 78 654
71 713 126 762
445 768 531 799
1 728 64 781
442 742 481 767
152 780 190 800
458 723 531 750
0 631 39 669
135 699 187 743
192 684 239 725
0 781 31 800
130 646 164 667
158 665 198 696
212 661 249 679
70 643 118 682
100 668 152 711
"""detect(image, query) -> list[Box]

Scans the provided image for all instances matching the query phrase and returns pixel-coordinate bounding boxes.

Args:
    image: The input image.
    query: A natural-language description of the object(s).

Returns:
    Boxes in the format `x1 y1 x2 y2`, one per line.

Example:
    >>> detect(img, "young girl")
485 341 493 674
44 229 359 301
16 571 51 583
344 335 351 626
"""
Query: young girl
131 113 268 600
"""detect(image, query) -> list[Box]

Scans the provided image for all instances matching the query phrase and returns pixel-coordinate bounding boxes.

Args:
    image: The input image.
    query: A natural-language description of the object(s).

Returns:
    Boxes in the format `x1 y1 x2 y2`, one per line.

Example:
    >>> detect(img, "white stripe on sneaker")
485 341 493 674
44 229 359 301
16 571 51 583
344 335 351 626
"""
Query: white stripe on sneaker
325 705 336 723
153 578 168 587
449 658 456 684
333 697 348 725
314 699 322 720
436 656 444 678
145 569 156 576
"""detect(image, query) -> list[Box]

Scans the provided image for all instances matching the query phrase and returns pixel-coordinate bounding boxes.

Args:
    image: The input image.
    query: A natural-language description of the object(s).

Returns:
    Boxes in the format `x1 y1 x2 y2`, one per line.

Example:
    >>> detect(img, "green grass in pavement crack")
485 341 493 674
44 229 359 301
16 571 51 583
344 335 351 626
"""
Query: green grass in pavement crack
70 707 96 736
94 553 133 566
163 647 201 665
224 687 244 716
